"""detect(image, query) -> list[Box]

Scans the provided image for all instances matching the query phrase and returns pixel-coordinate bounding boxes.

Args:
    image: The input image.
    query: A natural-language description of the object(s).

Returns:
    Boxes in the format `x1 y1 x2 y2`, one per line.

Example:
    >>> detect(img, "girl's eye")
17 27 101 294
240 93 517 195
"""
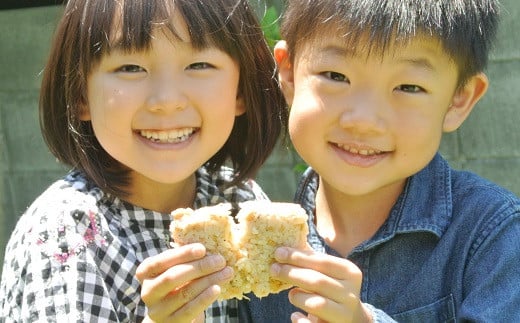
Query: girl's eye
187 62 215 70
116 64 145 73
396 84 425 93
322 71 349 83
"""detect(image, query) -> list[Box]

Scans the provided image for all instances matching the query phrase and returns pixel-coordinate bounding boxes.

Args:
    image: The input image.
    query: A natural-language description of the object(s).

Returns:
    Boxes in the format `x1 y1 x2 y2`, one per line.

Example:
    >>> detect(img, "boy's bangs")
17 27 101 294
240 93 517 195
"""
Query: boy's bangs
285 0 498 79
287 1 442 57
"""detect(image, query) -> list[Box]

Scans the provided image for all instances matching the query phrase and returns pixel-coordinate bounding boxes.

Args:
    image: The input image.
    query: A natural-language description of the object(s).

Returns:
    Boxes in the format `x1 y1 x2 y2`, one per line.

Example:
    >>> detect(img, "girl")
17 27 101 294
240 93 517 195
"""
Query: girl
0 0 286 322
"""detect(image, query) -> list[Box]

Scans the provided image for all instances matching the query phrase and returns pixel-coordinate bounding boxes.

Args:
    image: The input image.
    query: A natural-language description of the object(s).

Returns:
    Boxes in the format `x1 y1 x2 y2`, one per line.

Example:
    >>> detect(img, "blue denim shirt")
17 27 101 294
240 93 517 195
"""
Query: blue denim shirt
239 153 520 322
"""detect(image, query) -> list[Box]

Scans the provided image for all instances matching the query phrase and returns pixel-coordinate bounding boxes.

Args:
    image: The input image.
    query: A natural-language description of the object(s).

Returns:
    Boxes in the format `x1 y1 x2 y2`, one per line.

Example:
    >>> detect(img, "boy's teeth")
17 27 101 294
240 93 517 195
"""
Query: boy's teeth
336 144 381 156
140 128 195 143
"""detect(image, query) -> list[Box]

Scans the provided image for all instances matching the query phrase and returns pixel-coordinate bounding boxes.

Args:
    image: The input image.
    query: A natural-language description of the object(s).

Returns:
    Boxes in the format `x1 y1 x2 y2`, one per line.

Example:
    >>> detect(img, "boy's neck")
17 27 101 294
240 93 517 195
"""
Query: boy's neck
314 179 405 257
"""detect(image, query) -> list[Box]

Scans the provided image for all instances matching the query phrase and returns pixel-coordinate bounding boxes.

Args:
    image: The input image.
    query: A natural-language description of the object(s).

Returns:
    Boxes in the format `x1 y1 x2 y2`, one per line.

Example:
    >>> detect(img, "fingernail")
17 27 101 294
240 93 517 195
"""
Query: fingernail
192 244 206 257
208 255 226 268
220 267 233 280
275 247 288 260
271 263 281 275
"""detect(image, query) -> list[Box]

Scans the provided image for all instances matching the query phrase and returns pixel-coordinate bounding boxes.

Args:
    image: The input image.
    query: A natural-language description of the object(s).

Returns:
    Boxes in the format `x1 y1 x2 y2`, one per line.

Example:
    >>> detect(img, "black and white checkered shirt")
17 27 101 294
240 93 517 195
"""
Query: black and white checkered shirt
0 166 268 322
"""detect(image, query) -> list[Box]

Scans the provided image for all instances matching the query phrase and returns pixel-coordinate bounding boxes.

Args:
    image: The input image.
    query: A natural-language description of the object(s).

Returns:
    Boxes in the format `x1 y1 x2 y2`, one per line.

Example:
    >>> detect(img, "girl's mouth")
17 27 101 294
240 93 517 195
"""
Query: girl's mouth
139 128 196 143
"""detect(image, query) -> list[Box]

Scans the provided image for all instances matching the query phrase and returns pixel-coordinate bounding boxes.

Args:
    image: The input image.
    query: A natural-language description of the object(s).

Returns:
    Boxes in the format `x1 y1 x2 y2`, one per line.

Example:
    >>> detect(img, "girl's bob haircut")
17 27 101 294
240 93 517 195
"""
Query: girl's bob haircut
40 0 287 196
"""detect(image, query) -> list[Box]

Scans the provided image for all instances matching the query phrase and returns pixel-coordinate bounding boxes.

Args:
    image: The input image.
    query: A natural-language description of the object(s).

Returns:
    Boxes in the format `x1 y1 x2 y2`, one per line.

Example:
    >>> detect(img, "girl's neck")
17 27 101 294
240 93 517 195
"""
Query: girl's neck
314 179 405 257
124 173 197 214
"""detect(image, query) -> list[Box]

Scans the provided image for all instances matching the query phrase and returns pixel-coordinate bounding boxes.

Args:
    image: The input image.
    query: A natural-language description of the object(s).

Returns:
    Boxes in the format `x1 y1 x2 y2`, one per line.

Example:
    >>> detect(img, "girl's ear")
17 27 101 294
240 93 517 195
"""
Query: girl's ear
274 40 295 106
78 104 91 121
443 72 489 132
235 96 246 116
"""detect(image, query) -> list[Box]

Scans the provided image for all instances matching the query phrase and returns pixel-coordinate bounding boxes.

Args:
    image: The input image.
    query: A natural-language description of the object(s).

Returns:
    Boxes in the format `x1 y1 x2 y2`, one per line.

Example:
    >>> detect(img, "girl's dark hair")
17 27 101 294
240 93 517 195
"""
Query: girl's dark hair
40 0 287 196
281 0 500 86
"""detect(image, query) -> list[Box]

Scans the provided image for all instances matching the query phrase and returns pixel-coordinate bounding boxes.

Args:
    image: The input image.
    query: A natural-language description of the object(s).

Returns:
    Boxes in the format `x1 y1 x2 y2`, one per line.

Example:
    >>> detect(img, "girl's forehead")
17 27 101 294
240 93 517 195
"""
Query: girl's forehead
105 2 188 49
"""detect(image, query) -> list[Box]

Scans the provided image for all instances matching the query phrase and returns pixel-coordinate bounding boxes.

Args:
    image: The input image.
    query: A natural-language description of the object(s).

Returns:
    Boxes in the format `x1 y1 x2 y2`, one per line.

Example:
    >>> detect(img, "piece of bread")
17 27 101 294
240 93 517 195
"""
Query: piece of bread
170 201 309 300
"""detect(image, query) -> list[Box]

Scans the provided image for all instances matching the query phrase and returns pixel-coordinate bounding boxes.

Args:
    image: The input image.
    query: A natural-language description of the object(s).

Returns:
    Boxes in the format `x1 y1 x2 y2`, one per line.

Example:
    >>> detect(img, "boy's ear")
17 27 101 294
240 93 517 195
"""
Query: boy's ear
274 40 295 106
443 73 489 132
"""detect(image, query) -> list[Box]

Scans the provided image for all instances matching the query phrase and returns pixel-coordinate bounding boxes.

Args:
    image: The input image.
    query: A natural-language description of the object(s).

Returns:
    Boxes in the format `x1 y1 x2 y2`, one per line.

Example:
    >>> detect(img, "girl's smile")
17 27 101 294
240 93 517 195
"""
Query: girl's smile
81 9 244 205
139 127 197 144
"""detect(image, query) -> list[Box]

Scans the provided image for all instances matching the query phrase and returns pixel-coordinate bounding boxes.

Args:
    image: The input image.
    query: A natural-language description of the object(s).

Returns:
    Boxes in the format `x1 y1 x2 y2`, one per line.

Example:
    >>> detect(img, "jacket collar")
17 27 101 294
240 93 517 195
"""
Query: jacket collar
297 153 453 252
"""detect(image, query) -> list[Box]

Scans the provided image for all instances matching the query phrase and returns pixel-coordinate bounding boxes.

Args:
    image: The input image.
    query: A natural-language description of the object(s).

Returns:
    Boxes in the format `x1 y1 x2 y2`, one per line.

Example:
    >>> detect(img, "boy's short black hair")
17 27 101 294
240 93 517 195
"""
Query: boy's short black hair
281 0 500 86
40 0 287 196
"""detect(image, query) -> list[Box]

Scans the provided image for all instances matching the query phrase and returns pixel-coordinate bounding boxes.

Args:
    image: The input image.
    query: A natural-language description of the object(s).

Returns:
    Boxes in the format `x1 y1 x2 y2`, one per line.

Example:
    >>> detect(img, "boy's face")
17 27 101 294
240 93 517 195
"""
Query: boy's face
276 34 487 198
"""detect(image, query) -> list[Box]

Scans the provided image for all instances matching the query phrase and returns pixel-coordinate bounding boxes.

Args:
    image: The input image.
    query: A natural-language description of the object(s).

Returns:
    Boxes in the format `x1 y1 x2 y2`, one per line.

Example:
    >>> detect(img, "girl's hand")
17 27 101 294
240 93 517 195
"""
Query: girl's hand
271 247 372 323
136 243 233 323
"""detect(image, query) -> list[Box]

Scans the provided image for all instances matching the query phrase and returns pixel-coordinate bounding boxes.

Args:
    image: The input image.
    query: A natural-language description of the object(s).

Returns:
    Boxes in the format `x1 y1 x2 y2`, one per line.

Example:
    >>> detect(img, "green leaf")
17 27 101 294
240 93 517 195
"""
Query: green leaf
261 6 281 48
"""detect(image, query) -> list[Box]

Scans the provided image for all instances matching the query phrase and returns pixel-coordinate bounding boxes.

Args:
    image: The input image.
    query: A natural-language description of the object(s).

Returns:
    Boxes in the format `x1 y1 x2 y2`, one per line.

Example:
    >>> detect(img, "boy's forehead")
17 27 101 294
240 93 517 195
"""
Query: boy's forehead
293 32 448 63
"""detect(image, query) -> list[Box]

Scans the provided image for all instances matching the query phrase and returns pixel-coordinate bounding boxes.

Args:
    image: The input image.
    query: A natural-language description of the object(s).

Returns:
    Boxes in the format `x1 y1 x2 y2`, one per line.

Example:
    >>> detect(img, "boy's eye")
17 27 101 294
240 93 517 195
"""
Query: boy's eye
396 84 425 93
187 62 215 70
116 64 146 73
322 71 349 83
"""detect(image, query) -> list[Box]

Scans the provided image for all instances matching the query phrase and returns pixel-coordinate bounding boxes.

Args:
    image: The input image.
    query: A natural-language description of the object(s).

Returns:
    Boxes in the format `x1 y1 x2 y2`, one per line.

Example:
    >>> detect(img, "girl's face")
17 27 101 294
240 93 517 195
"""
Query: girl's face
82 11 244 193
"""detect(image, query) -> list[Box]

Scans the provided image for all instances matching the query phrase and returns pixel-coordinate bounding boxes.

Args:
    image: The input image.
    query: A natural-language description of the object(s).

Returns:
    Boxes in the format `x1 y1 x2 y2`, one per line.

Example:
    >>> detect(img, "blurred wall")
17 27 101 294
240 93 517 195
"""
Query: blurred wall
1 1 519 276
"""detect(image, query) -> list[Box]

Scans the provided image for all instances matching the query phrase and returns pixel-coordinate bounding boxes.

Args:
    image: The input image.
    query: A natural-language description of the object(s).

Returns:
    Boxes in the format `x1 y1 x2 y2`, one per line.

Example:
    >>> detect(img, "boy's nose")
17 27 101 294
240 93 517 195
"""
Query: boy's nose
338 91 386 134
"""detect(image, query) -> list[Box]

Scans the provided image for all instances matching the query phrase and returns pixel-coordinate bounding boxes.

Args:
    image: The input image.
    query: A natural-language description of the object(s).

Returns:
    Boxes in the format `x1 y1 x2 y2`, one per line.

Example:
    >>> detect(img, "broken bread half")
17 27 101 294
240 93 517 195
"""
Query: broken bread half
170 201 309 300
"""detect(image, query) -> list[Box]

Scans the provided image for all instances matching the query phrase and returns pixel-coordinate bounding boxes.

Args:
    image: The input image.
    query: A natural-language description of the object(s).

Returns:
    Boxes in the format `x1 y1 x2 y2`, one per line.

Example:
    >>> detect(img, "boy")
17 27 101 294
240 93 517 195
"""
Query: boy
239 0 520 322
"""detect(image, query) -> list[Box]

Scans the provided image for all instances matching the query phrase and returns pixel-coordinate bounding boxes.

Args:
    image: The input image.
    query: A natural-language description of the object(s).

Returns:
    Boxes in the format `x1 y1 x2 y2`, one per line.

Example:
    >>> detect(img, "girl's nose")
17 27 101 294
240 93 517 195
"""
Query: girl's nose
146 75 188 113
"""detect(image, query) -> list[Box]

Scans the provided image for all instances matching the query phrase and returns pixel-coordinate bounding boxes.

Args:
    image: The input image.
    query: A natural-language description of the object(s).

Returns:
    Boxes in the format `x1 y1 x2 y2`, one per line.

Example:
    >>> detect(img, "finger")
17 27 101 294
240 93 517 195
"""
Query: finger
275 247 361 280
272 259 364 307
289 289 356 323
141 254 227 305
168 267 234 314
136 244 206 281
148 284 220 322
291 312 312 323
147 267 233 322
272 262 360 304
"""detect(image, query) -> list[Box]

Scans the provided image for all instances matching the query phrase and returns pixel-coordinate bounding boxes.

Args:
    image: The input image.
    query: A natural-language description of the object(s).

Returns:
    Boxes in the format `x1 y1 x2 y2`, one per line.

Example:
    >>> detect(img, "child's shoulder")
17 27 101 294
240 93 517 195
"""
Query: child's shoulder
26 170 104 218
7 171 107 263
449 167 520 209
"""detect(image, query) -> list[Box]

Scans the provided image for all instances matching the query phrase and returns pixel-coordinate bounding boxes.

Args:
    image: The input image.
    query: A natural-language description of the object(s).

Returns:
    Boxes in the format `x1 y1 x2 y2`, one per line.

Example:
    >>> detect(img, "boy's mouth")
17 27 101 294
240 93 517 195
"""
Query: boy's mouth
140 128 196 143
334 143 383 156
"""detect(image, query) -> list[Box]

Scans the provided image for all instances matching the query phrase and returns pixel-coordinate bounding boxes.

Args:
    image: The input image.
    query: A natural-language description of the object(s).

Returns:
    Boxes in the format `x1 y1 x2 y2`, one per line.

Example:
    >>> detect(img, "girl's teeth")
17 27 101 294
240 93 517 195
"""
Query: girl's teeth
140 128 195 143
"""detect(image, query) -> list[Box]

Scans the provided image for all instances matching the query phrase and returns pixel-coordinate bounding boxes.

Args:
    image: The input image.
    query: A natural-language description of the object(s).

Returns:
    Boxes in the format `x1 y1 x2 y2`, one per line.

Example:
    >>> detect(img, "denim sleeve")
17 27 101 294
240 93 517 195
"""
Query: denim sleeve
459 210 520 321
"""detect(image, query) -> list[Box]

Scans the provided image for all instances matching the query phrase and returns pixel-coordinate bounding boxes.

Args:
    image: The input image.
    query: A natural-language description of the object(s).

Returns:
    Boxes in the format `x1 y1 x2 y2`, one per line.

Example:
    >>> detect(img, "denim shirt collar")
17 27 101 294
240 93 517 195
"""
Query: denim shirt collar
296 153 453 255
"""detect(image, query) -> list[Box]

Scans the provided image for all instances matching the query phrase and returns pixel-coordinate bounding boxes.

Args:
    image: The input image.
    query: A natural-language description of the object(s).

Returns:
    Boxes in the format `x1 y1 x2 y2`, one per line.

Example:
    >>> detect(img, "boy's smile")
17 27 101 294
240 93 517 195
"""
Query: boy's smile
277 34 487 199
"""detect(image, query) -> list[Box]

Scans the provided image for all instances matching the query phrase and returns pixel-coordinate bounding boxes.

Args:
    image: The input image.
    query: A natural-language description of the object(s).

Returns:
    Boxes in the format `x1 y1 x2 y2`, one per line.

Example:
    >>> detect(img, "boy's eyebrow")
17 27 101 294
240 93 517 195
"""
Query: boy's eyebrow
321 44 356 58
320 44 437 73
396 57 436 72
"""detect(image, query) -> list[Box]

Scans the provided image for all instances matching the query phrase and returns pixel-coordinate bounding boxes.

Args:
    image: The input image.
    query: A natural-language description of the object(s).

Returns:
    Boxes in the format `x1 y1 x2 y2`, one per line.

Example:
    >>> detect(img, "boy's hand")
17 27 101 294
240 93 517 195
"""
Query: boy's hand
136 243 233 323
271 247 372 323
